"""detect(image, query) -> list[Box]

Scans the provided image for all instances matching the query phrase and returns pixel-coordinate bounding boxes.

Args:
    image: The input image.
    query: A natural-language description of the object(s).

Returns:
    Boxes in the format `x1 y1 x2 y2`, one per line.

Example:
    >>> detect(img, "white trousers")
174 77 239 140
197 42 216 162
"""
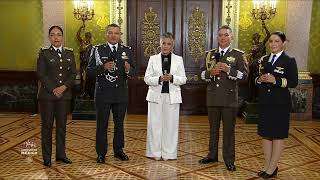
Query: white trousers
146 94 180 159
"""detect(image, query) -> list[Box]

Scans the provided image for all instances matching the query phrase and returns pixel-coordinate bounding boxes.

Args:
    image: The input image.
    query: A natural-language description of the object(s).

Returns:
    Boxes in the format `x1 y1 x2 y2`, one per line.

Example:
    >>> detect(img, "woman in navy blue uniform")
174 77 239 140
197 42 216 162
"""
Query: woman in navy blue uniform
255 31 298 179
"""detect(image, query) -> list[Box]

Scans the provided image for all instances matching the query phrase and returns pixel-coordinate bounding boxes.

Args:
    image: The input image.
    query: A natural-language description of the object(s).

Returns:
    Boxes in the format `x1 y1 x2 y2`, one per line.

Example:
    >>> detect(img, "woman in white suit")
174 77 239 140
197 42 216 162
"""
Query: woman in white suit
144 32 187 160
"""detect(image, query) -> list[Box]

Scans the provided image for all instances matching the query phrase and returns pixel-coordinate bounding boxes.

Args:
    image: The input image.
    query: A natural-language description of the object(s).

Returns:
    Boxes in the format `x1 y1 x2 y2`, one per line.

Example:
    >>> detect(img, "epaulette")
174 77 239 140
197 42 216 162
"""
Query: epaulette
64 47 73 51
232 48 245 54
121 44 132 49
41 46 50 50
205 48 217 53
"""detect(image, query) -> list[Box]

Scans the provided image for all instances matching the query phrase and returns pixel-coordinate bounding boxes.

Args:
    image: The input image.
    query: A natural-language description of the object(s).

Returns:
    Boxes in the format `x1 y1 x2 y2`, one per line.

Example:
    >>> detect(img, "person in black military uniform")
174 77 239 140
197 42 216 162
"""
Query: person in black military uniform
255 31 298 179
199 25 248 171
37 25 76 167
87 23 135 163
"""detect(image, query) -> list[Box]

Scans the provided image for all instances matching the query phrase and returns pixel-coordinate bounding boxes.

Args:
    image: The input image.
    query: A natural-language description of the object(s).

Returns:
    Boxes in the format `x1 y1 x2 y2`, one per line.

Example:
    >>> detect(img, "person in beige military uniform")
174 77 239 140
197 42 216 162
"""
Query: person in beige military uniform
37 26 76 167
199 25 248 171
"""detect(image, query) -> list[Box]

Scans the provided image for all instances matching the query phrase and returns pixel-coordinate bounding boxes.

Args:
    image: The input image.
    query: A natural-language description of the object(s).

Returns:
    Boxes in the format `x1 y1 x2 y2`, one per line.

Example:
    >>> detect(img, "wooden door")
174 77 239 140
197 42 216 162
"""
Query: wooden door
127 0 222 114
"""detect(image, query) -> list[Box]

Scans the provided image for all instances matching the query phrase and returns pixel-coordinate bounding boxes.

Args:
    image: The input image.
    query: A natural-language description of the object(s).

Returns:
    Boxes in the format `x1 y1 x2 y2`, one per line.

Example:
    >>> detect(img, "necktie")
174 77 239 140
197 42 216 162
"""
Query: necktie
112 46 116 53
270 54 277 65
221 50 224 57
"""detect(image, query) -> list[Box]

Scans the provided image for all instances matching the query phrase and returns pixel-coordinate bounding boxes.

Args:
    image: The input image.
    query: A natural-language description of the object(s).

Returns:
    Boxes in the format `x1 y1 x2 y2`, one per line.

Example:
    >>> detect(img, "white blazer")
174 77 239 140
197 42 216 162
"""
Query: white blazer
144 53 187 104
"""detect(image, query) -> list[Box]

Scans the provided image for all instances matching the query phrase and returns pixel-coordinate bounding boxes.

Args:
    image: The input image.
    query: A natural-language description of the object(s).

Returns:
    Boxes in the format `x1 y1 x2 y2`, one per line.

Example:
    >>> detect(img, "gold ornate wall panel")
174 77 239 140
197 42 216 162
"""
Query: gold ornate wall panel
221 0 240 48
188 6 206 63
308 0 320 73
110 0 128 44
142 7 161 57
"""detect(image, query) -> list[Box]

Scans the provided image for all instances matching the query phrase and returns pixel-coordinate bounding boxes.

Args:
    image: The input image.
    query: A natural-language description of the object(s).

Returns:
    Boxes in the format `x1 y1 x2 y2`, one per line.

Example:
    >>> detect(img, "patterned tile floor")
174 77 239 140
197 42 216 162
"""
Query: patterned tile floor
0 113 320 179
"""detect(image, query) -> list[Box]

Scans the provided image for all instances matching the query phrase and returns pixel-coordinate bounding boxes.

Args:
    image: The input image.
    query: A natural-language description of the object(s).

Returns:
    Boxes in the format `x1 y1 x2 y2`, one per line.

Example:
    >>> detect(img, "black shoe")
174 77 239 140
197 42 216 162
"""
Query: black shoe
257 170 266 177
43 160 51 167
225 163 236 171
97 155 105 163
262 167 278 179
198 157 218 164
56 157 72 164
114 152 129 161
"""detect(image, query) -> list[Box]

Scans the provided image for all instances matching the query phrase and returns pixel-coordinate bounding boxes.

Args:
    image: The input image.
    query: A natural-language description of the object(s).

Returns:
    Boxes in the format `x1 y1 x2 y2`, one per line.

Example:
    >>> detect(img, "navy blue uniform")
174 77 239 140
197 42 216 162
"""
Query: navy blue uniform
255 52 298 138
87 43 135 156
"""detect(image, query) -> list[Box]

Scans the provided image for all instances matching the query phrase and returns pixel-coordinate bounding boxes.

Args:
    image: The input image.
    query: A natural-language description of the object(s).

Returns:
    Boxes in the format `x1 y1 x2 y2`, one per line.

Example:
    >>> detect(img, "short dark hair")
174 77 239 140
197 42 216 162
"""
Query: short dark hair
106 23 120 32
49 25 63 35
271 31 286 42
218 25 232 33
161 32 174 40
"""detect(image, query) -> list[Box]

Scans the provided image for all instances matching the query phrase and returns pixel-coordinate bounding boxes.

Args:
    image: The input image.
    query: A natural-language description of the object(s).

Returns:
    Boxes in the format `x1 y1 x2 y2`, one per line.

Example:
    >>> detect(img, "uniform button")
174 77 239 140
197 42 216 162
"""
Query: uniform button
60 66 62 69
59 80 62 83
217 77 220 80
216 84 219 87
116 84 118 87
59 73 62 76
60 59 63 62
115 60 117 62
267 89 271 92
116 76 118 78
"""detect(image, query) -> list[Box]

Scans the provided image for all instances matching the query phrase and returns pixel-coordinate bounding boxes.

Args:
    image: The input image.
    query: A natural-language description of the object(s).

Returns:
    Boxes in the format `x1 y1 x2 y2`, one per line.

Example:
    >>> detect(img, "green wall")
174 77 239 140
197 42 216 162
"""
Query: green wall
238 0 287 54
308 0 320 74
64 0 111 69
0 0 43 71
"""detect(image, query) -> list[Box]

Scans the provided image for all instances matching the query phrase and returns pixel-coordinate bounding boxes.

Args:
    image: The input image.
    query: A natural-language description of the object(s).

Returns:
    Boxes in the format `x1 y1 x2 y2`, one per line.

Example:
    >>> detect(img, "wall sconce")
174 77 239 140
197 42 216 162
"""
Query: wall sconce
73 0 95 28
251 0 277 28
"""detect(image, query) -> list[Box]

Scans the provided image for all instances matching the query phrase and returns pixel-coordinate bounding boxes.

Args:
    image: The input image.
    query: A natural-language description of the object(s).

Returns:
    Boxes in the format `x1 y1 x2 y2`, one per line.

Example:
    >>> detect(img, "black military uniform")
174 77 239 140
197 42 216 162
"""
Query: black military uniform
255 52 298 138
37 46 76 166
87 43 135 161
200 47 248 169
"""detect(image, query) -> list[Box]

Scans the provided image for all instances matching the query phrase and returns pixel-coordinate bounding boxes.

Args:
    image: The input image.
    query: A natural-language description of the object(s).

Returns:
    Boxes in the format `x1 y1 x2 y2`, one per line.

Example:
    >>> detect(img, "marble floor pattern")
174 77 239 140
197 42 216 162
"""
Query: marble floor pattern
0 113 320 179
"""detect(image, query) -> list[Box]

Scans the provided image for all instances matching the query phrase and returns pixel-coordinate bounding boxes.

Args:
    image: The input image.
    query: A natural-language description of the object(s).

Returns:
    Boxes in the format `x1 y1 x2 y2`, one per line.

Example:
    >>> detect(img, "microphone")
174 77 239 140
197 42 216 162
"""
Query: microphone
213 52 220 81
163 57 168 74
263 62 273 88
214 52 220 63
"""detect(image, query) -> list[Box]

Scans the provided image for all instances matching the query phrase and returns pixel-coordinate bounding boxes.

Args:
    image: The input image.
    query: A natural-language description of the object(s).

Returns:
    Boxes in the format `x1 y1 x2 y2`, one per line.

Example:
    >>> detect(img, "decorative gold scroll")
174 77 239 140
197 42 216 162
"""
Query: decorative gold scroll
188 6 206 63
142 7 160 57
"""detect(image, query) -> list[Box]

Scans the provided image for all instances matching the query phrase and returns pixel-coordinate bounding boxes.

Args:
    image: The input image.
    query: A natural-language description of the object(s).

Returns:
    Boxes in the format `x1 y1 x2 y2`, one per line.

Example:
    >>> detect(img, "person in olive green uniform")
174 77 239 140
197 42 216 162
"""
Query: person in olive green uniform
87 24 135 164
199 25 248 171
37 26 76 167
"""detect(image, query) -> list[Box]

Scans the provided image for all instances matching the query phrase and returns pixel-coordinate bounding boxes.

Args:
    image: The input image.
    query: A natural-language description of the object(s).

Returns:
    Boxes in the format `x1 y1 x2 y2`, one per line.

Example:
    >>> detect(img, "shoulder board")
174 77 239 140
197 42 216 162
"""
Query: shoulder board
121 44 132 49
95 44 106 48
40 46 49 50
64 47 73 51
232 48 245 53
205 48 217 53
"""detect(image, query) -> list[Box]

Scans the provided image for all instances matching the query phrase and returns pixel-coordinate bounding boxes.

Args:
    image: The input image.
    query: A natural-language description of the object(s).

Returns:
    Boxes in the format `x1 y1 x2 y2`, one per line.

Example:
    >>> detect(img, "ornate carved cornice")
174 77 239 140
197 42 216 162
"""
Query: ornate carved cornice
188 6 206 63
142 7 160 57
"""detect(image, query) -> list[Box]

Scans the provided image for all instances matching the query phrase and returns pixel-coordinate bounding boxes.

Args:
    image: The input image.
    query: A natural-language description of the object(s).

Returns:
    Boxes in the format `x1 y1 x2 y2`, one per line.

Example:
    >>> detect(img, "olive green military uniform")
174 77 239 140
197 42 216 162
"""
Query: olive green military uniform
200 48 248 164
37 46 76 163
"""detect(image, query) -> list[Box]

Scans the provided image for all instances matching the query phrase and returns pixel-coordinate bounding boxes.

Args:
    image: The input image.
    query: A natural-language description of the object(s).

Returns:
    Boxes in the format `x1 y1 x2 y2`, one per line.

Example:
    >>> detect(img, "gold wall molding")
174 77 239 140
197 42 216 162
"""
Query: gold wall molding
188 6 206 63
111 0 127 44
142 7 160 57
222 0 240 48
